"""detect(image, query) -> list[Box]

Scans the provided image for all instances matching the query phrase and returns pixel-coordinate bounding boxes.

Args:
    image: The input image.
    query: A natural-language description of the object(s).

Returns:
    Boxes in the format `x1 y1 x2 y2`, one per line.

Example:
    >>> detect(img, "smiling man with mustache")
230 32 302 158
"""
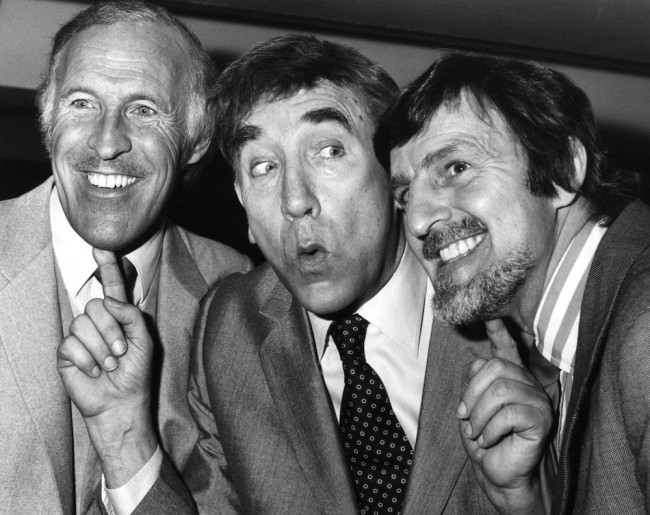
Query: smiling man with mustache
0 2 251 513
385 53 646 513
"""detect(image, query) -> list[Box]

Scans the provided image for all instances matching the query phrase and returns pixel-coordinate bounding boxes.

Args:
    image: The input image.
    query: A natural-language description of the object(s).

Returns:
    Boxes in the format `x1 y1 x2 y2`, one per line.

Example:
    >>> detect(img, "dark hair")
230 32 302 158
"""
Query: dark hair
215 34 399 178
379 53 636 223
37 0 218 170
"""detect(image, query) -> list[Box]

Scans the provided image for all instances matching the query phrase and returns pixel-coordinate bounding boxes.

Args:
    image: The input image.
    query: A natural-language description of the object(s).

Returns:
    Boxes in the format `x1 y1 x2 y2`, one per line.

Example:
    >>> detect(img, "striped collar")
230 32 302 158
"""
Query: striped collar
533 220 608 374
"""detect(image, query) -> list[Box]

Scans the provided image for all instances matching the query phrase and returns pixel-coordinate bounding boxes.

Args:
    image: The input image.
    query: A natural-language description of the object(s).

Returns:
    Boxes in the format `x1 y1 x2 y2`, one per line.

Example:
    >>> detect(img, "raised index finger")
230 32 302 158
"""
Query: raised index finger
485 319 524 367
92 248 128 303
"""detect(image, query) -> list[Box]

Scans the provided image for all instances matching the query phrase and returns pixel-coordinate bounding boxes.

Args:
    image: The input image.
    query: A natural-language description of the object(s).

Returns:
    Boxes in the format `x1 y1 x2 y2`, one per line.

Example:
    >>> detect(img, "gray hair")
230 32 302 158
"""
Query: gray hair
37 0 218 167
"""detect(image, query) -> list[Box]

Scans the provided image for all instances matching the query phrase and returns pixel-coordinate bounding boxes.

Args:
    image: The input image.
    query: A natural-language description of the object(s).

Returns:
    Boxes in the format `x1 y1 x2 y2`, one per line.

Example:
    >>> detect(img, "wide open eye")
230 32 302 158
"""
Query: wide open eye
251 160 278 177
70 98 93 110
318 145 345 159
448 161 470 175
132 105 157 117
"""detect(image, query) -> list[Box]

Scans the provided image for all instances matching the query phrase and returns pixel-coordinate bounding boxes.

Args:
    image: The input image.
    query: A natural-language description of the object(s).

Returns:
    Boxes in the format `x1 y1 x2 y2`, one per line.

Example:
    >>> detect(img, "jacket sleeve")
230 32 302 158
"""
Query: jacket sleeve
180 286 242 513
617 307 650 511
131 455 197 515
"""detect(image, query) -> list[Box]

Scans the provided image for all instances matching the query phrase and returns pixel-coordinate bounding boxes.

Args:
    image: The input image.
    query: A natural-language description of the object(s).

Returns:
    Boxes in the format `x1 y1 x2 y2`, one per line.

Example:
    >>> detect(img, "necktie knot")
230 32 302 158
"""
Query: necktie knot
328 314 369 363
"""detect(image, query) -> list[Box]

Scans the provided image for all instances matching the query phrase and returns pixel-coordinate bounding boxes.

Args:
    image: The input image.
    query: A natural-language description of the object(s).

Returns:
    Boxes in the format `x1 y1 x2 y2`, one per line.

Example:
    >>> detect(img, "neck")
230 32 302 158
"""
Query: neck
332 225 405 319
508 197 593 337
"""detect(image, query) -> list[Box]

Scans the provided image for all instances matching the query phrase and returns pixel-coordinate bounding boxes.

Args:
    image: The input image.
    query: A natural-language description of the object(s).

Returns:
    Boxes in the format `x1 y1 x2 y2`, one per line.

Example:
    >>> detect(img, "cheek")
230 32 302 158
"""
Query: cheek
241 196 280 247
137 135 182 189
155 121 185 153
50 119 82 158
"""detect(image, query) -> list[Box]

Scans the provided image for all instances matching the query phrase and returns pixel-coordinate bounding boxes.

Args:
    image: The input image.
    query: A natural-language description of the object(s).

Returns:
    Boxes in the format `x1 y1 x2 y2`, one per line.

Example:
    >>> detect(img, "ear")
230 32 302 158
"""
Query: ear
234 180 244 206
552 137 587 209
247 227 256 245
233 181 257 245
185 137 211 165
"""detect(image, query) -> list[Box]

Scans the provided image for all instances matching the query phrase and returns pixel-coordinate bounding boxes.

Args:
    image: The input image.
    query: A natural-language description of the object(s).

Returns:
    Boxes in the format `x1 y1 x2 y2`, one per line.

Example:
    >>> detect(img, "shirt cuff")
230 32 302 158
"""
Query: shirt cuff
101 445 163 515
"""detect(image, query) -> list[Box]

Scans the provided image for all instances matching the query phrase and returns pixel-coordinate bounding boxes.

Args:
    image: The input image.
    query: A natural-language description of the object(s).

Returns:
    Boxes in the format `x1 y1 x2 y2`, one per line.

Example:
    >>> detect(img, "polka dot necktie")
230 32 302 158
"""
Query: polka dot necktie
328 314 413 515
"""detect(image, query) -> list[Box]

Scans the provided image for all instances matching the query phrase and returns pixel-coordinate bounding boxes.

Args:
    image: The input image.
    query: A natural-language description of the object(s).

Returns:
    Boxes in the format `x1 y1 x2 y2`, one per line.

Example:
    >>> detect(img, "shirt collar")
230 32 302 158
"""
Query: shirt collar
50 187 164 303
533 219 607 374
309 245 428 358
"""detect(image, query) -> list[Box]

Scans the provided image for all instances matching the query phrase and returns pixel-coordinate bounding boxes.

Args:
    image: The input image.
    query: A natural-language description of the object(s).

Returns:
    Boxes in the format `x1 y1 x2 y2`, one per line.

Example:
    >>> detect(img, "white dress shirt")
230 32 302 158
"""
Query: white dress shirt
308 245 433 446
50 187 165 514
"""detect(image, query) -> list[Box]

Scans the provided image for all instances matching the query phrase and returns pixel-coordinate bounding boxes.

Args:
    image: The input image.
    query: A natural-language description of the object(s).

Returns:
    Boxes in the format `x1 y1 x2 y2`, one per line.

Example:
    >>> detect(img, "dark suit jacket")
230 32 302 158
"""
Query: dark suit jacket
0 178 252 514
554 200 650 514
139 262 498 514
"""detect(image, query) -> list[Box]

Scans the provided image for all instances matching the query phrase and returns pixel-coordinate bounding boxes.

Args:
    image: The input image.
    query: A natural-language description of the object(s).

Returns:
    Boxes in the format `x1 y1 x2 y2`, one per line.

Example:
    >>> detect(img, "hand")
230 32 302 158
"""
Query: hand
457 319 553 514
57 249 157 487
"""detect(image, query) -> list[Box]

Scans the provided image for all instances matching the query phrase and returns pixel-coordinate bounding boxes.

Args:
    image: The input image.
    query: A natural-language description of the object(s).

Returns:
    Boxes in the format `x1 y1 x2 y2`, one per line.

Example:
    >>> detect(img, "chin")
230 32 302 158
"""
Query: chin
431 246 535 326
81 228 141 253
293 286 357 319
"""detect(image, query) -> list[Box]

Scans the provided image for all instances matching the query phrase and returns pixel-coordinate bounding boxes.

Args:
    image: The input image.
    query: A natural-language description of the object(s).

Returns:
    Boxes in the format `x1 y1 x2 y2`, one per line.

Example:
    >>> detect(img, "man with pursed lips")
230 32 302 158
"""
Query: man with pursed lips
0 2 250 513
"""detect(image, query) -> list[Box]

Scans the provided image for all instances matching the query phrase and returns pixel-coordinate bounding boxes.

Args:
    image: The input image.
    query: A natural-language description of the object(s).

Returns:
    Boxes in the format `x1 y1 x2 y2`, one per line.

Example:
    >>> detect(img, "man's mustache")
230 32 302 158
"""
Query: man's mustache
72 155 150 178
422 216 487 260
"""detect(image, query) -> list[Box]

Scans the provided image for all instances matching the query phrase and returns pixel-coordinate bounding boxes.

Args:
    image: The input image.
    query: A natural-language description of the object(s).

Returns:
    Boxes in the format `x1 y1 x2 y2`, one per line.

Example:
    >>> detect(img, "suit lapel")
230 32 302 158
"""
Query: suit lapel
258 281 358 513
404 322 490 514
155 224 207 354
555 201 650 513
0 179 74 514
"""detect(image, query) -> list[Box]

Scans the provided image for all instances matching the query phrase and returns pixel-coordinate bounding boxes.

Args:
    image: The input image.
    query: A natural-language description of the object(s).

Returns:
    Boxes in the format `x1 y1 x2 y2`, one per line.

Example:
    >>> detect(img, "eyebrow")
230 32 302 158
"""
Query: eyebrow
390 173 411 190
231 124 263 152
60 87 167 108
300 107 354 134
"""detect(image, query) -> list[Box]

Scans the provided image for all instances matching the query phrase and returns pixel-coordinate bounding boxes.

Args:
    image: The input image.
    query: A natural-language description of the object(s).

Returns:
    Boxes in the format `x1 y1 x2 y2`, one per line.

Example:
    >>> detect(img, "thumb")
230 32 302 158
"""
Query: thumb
485 318 524 367
103 297 152 354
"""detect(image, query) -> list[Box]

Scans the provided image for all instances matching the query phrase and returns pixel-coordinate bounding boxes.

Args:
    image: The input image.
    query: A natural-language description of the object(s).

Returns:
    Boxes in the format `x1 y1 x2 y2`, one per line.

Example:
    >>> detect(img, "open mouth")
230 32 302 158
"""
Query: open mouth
296 242 330 268
439 232 486 263
87 172 137 189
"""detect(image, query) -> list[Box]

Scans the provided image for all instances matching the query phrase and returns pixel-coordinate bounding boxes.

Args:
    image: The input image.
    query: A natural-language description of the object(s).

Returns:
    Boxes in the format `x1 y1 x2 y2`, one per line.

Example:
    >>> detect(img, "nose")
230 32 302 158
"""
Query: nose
87 112 132 160
405 178 452 239
280 162 320 221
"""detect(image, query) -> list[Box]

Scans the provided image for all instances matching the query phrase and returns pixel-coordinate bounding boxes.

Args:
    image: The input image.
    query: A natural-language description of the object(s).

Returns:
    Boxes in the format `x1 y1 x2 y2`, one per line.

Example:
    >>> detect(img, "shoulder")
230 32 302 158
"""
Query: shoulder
168 223 254 278
200 263 282 319
596 210 650 412
191 263 288 362
0 180 53 266
0 178 52 221
601 200 650 252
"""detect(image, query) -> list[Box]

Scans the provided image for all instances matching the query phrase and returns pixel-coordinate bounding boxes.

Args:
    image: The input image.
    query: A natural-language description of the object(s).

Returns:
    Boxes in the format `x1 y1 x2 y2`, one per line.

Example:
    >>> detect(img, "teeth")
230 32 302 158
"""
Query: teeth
87 173 137 189
439 233 486 263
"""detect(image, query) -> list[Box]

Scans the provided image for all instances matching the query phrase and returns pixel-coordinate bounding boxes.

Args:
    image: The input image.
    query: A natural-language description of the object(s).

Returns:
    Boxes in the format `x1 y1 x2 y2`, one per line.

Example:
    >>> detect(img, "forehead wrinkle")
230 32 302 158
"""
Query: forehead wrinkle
300 107 354 135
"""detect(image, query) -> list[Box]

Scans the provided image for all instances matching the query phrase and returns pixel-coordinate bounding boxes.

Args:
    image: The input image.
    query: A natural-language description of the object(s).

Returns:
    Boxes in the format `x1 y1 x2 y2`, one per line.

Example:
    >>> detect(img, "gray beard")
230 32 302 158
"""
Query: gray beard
431 247 535 326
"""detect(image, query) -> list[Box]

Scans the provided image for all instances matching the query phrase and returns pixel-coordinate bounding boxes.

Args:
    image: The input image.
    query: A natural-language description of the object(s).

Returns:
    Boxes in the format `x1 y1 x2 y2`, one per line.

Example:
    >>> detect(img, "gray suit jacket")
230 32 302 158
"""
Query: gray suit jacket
138 263 498 514
553 200 650 514
0 178 252 514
